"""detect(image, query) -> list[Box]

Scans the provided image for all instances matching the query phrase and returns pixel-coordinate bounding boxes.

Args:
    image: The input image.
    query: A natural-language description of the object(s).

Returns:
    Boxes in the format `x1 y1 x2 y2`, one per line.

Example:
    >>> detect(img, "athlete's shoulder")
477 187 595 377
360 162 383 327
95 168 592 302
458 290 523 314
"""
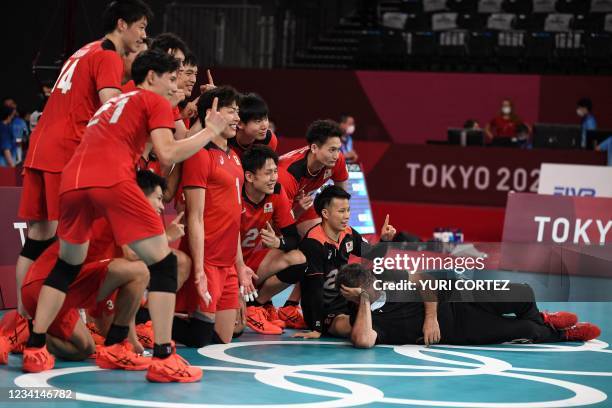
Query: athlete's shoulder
303 224 328 245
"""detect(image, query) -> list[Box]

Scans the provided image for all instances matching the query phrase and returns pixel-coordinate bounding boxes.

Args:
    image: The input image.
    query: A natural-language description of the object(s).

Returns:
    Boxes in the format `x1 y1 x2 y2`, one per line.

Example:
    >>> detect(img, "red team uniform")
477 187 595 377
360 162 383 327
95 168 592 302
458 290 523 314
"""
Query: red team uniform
177 144 244 314
20 39 123 221
278 146 348 223
58 89 174 246
240 183 295 272
22 219 120 341
229 129 278 158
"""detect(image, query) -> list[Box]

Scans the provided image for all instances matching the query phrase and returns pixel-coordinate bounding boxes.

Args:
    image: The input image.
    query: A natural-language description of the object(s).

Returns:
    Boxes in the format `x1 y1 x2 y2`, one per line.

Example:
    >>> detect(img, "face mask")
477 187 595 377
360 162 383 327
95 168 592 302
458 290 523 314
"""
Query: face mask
501 107 512 115
346 125 355 135
576 108 585 117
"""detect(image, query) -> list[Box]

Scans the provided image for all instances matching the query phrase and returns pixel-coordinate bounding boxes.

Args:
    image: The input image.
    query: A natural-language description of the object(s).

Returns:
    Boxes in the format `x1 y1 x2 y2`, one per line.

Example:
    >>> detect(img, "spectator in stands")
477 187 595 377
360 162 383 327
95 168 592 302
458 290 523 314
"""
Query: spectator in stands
3 98 29 163
485 99 522 142
576 98 596 148
29 82 52 132
339 114 358 163
0 105 16 167
463 119 480 130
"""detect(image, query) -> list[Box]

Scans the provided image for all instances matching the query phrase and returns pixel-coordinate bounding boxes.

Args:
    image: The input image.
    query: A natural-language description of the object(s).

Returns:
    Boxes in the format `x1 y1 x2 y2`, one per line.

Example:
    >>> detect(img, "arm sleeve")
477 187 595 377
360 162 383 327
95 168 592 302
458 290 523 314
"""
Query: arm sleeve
181 150 210 189
352 228 388 260
332 153 349 182
299 238 328 332
93 51 123 91
147 94 176 132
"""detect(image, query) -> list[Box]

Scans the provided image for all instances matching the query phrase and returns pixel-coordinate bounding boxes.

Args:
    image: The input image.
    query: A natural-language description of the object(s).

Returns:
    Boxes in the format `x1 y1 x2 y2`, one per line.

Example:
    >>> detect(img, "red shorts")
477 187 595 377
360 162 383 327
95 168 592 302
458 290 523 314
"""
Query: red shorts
245 248 270 273
176 264 239 314
297 206 320 224
18 168 62 221
22 259 112 341
58 180 165 245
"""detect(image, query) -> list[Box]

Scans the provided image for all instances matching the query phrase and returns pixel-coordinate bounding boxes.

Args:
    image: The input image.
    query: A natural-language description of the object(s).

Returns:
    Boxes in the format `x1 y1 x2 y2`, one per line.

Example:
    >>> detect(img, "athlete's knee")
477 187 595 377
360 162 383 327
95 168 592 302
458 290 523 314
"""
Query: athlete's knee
173 249 191 289
276 263 307 284
44 258 83 293
148 252 178 293
27 221 58 241
287 250 306 266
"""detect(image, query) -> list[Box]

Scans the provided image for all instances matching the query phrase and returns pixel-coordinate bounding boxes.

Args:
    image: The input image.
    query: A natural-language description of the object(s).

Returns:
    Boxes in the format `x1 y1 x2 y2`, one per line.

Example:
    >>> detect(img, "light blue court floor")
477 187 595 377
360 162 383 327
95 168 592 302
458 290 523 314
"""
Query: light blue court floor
1 302 611 408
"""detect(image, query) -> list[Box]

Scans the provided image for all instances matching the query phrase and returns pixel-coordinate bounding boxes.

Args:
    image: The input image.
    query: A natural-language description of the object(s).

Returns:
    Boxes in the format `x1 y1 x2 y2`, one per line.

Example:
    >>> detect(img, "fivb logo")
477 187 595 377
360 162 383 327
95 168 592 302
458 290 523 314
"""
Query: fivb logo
553 186 596 196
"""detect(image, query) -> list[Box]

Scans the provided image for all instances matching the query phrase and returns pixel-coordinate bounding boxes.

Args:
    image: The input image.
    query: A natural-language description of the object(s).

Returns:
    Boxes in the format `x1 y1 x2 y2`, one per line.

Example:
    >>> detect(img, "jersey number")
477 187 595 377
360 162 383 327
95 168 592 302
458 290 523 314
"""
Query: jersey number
52 59 80 94
242 228 259 248
87 95 131 127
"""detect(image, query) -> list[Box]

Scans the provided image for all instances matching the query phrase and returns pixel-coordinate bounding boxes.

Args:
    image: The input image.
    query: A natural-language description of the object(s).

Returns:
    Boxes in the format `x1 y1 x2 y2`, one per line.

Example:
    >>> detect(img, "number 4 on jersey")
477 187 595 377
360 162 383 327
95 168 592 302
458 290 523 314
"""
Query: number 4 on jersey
52 59 79 94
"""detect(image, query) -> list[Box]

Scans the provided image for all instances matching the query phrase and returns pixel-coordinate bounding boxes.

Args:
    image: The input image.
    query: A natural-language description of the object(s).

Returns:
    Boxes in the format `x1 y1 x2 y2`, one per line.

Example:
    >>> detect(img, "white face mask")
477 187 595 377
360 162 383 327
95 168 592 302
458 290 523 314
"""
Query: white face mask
501 106 512 115
576 108 585 117
346 125 355 135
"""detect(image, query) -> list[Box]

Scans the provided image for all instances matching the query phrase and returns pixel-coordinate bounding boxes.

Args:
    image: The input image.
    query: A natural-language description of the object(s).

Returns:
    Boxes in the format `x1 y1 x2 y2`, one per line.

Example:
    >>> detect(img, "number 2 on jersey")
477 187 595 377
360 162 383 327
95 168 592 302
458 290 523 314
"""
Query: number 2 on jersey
87 94 133 127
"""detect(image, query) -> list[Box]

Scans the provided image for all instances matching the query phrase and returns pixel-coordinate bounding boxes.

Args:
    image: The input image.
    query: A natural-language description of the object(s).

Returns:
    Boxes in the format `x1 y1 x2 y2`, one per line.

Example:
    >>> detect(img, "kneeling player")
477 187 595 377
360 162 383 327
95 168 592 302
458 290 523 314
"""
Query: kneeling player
239 146 306 334
337 264 601 348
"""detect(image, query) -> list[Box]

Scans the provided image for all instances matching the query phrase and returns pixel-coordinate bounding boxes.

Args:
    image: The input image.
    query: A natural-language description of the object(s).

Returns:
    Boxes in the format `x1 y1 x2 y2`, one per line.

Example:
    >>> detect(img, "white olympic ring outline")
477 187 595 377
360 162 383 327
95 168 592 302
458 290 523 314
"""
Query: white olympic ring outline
11 340 612 408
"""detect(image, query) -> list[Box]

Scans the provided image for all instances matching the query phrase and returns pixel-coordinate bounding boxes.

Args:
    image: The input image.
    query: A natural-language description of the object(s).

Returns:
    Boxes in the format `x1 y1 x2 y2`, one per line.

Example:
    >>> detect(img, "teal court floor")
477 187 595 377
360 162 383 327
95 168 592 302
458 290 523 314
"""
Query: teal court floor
0 301 611 408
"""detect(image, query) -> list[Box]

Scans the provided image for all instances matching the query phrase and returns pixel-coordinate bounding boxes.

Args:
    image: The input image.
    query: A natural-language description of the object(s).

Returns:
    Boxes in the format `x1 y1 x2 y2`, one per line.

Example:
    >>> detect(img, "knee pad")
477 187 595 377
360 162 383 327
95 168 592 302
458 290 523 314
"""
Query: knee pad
172 316 215 348
276 263 307 284
20 237 57 261
148 253 178 293
43 258 82 293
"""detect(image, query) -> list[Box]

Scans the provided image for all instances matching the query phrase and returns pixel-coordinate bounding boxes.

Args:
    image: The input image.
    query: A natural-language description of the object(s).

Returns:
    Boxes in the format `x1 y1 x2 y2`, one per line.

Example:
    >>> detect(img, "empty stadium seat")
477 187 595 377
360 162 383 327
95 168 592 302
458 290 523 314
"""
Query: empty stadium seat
447 0 479 12
526 31 555 59
479 0 504 13
533 0 558 13
556 0 590 14
555 32 584 57
544 13 573 31
488 13 516 30
591 0 612 13
502 0 534 13
432 12 460 30
458 13 489 29
424 0 448 12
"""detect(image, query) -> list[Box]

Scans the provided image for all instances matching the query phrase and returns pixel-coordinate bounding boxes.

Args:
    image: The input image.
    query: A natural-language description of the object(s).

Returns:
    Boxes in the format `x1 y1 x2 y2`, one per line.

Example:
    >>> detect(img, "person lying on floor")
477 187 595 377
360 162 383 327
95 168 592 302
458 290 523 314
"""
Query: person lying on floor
336 264 601 348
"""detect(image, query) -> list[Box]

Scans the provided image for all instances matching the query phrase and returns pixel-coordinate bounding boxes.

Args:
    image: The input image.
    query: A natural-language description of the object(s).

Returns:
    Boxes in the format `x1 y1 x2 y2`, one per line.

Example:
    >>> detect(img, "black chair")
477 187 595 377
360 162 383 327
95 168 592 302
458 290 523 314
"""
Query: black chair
446 0 479 12
585 33 612 61
400 0 424 13
468 30 496 57
502 0 533 13
411 31 438 57
404 13 431 31
525 32 555 60
496 31 526 58
556 0 590 14
555 32 584 59
513 14 546 30
438 30 469 56
458 13 489 29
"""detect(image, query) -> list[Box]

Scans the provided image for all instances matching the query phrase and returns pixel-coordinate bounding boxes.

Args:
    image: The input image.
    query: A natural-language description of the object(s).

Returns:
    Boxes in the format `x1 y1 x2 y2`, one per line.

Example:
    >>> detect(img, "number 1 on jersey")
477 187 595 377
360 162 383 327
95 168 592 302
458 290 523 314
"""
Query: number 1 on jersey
52 59 79 94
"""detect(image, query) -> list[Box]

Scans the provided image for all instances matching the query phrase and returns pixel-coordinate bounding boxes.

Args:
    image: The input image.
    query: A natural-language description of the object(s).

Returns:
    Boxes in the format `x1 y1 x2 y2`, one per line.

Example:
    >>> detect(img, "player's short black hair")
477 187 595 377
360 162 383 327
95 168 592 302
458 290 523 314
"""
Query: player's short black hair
242 145 278 175
197 86 240 123
102 0 153 34
183 53 198 67
336 263 375 291
136 170 167 195
151 33 190 59
577 98 593 112
239 93 269 124
314 184 351 216
306 119 343 147
131 49 180 85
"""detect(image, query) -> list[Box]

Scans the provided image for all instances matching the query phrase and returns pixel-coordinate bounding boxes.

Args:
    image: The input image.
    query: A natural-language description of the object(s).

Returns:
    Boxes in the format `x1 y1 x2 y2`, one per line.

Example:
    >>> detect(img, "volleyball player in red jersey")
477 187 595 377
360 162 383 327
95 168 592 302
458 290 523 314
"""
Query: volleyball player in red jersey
23 50 227 383
278 119 349 237
173 86 257 347
15 0 153 320
238 146 307 334
229 93 278 158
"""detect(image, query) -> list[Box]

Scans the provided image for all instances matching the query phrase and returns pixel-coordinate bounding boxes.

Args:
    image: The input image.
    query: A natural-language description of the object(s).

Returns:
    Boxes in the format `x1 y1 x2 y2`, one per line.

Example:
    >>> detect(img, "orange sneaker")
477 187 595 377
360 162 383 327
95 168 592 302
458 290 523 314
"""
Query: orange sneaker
0 310 29 353
0 336 10 364
136 321 154 349
263 303 286 329
96 340 151 371
146 353 202 383
86 323 105 346
278 304 307 329
247 306 282 335
563 323 601 342
23 346 55 373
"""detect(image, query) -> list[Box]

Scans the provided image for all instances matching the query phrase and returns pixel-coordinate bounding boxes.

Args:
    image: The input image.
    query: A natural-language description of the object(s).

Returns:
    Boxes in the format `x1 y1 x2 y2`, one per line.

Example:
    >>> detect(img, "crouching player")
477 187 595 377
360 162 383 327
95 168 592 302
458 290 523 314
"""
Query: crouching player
239 145 306 334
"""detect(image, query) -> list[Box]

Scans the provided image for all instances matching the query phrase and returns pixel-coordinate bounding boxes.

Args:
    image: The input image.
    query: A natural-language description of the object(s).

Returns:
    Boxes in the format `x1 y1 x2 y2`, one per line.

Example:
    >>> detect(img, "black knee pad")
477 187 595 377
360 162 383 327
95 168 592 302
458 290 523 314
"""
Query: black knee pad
148 253 178 293
20 237 57 261
172 316 215 348
276 263 307 284
43 258 82 293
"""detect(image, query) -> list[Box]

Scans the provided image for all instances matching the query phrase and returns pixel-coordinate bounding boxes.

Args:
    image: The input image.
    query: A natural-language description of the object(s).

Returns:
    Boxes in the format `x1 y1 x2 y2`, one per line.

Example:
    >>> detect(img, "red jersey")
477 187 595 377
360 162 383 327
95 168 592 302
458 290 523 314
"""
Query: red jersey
60 89 174 193
181 142 244 267
229 130 278 158
121 80 137 93
23 218 119 286
173 106 182 122
25 39 123 172
240 183 295 260
136 155 162 176
278 146 348 202
489 116 519 138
